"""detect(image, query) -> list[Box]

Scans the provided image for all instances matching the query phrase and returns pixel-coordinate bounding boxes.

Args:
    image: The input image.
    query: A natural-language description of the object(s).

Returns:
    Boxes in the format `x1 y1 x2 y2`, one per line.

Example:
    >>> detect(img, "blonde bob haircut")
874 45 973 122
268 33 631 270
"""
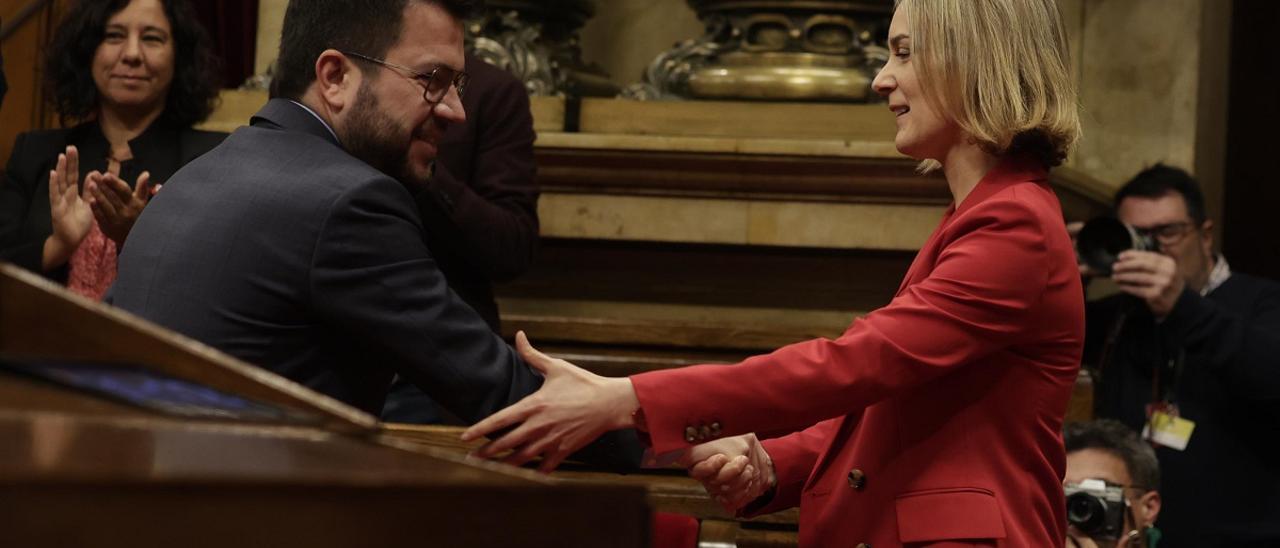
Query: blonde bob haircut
898 0 1081 170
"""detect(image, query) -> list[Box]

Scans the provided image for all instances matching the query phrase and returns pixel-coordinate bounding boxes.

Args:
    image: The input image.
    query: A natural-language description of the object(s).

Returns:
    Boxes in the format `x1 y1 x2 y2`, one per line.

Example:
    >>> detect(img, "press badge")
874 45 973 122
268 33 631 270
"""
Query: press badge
1142 411 1195 451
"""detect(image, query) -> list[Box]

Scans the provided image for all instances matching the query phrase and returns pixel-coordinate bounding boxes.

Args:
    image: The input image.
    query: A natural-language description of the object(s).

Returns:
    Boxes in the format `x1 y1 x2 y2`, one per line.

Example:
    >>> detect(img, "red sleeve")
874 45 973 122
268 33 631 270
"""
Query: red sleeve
630 196 1051 454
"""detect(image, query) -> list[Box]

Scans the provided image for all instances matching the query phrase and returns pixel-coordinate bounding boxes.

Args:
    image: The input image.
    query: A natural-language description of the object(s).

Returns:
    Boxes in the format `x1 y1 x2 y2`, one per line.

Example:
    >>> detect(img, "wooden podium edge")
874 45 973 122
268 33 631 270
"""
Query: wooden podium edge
0 263 379 434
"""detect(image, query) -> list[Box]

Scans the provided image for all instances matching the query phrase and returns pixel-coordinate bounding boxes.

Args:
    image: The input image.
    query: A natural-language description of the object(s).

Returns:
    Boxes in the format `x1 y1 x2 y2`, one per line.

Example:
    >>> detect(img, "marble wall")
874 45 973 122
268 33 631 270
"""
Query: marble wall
577 0 703 89
576 0 1229 220
253 0 704 83
251 0 1229 218
1061 0 1228 222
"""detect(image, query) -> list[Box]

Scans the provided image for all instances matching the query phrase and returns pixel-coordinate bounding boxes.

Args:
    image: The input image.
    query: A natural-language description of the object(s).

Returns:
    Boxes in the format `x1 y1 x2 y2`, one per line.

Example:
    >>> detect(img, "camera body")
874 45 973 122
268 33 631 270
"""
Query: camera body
1076 216 1156 276
1065 478 1127 540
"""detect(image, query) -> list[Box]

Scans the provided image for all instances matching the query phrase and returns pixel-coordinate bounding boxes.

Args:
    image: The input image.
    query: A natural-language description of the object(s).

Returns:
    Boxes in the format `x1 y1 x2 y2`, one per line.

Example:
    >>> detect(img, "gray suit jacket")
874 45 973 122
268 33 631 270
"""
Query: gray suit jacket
110 99 540 420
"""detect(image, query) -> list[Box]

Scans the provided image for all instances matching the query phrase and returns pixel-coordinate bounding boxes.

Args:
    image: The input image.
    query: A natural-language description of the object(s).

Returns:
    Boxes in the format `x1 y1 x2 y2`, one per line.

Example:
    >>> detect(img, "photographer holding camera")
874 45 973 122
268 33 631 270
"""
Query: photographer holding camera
1064 419 1161 548
1071 165 1280 546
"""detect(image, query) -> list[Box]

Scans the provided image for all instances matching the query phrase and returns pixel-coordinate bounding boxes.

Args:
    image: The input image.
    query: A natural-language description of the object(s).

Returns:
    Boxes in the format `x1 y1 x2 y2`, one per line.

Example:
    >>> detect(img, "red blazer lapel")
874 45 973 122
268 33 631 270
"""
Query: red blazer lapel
894 156 1048 298
896 206 953 297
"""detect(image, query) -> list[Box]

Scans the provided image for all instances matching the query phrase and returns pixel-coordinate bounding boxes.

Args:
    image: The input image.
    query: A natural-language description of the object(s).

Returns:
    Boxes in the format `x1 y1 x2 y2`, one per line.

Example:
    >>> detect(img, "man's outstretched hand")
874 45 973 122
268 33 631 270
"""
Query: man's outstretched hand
461 331 640 473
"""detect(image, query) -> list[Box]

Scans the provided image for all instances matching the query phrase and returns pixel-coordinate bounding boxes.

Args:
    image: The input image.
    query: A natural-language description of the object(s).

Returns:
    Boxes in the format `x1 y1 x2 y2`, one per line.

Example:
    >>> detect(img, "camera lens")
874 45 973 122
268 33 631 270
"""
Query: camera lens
1066 492 1107 533
1076 216 1142 276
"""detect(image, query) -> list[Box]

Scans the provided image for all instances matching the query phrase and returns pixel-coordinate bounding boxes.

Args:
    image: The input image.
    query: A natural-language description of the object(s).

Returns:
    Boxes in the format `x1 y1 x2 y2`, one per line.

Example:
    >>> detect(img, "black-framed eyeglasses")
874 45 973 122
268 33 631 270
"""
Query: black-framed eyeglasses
1133 221 1195 246
340 50 468 104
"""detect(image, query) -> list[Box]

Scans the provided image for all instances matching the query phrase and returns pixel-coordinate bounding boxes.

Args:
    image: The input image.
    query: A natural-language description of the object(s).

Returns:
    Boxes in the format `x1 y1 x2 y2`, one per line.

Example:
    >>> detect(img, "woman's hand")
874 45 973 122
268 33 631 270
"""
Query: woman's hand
461 331 640 473
87 170 152 245
686 434 776 513
42 146 93 270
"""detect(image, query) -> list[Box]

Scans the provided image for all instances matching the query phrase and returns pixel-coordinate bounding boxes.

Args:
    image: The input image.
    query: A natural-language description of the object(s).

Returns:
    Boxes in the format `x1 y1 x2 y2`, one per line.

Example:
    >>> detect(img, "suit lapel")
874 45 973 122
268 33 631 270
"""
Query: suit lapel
895 206 953 297
892 156 1049 298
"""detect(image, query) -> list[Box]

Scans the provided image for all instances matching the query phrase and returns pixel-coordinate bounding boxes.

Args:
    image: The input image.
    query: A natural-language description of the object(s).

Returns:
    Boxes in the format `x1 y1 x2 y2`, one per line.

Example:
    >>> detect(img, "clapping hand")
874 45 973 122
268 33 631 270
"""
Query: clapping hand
42 146 93 270
461 331 640 473
684 434 776 513
86 170 153 245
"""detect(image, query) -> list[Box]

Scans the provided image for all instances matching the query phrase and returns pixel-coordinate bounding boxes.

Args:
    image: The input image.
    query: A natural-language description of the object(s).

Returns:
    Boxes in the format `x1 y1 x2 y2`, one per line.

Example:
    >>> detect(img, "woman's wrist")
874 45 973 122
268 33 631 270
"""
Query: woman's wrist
41 236 72 270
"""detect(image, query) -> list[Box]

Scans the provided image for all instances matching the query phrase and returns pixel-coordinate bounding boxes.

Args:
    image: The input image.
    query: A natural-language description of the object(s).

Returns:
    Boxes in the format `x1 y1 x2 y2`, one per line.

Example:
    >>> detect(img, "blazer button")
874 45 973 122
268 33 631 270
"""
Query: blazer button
847 469 866 491
684 426 698 443
855 544 871 548
709 422 722 436
699 424 712 441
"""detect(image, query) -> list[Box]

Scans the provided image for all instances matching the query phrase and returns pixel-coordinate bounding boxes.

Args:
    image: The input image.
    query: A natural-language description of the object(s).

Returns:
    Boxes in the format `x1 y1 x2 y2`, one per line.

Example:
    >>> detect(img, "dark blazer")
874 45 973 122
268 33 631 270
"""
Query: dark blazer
110 98 542 422
0 121 225 283
631 157 1085 547
415 53 539 330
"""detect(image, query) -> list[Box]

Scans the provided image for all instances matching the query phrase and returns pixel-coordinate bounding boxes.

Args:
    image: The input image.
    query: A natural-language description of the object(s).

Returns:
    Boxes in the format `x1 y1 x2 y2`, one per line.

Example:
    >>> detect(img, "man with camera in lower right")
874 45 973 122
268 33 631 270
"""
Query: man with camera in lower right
1065 419 1162 548
1072 165 1280 546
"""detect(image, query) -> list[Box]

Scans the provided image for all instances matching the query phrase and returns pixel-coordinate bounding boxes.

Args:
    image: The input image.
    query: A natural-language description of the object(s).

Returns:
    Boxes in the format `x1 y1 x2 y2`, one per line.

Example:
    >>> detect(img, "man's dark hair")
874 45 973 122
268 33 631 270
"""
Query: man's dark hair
1064 419 1160 493
43 0 222 128
1114 164 1208 225
270 0 476 100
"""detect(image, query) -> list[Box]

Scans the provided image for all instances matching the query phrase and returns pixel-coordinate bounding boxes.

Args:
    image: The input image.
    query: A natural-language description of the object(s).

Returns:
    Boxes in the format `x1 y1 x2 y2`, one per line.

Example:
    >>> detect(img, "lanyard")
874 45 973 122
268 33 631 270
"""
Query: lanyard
1150 347 1185 415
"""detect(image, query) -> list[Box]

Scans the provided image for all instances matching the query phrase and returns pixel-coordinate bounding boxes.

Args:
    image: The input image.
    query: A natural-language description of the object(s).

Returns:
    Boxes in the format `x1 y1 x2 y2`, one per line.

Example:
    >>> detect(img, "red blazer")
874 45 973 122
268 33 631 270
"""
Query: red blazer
631 157 1084 547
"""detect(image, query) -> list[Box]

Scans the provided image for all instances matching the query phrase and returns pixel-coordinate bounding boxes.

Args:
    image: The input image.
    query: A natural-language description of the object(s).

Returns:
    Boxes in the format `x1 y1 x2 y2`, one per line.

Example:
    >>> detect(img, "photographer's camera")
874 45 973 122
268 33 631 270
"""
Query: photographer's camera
1065 478 1127 540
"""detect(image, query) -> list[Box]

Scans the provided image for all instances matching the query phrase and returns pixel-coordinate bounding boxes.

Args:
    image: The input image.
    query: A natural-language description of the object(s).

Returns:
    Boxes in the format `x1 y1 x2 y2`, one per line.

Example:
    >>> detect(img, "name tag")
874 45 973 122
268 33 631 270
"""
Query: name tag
1142 411 1195 450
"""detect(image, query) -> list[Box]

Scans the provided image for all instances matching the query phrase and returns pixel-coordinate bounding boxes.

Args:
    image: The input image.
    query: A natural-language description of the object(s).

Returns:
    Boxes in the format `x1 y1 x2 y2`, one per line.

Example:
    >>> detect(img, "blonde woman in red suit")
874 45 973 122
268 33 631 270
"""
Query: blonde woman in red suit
464 0 1083 545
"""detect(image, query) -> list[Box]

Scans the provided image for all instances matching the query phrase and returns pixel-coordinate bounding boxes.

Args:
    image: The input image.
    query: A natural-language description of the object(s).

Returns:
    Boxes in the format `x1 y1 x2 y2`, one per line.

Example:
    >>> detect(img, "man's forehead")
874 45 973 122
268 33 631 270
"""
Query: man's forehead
1118 193 1190 221
389 1 465 70
1065 448 1131 485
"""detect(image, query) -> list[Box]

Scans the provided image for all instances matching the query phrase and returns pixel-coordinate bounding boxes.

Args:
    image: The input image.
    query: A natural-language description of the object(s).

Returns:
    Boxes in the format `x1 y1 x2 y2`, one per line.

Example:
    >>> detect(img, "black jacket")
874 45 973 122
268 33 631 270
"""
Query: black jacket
1087 273 1280 547
0 121 225 283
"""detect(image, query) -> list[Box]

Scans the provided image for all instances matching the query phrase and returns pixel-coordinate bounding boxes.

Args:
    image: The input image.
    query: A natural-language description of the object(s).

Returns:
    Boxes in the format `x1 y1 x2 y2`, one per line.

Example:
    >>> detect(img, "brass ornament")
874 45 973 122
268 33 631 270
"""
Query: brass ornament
624 0 892 102
465 0 618 97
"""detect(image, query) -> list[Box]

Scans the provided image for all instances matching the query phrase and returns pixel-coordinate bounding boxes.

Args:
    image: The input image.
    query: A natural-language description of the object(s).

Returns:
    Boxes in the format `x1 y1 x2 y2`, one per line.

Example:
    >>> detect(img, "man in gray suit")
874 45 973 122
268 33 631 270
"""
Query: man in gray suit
111 0 627 463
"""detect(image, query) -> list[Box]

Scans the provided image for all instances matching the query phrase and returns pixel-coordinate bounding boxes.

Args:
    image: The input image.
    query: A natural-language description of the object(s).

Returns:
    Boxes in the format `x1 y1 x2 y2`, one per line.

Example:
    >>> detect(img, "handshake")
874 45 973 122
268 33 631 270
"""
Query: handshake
460 331 776 512
679 433 778 513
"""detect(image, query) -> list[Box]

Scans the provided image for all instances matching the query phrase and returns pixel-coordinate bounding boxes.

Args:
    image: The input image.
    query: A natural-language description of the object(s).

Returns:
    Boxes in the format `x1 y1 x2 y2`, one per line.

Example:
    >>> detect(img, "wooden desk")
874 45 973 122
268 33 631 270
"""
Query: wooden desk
385 423 800 547
0 264 649 548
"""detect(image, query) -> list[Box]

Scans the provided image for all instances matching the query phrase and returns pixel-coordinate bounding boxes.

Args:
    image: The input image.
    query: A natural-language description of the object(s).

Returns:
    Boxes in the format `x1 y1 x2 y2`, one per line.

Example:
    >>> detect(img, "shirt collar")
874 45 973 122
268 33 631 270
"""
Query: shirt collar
1202 254 1231 296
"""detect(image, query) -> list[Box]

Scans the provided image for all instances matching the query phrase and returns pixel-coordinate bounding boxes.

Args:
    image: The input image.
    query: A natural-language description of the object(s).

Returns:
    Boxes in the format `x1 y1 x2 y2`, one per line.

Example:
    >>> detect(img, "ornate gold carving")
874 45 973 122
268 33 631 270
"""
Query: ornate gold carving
466 0 618 97
624 0 892 102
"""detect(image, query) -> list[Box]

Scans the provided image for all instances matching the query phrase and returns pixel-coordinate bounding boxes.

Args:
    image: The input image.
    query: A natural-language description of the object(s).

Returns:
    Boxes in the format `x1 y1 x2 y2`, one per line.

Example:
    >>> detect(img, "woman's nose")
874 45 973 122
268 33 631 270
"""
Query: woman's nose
871 65 894 97
121 35 143 64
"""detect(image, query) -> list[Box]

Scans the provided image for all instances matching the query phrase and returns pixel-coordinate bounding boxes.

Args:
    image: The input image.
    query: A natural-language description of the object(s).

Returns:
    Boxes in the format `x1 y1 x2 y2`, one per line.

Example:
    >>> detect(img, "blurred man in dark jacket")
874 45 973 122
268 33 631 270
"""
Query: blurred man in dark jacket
1080 165 1280 547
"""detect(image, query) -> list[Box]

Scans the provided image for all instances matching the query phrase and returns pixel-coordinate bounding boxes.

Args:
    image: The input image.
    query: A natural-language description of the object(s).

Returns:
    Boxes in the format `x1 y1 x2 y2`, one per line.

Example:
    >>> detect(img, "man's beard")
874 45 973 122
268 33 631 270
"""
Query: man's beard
341 84 414 183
